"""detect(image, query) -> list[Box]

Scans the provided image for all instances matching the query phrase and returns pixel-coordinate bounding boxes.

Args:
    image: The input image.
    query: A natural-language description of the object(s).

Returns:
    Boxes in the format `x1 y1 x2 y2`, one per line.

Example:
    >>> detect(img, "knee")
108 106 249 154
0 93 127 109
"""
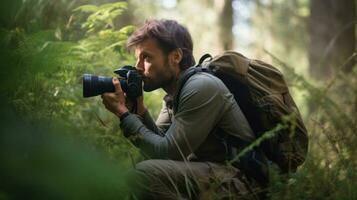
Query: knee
125 161 158 190
135 160 154 172
135 159 165 175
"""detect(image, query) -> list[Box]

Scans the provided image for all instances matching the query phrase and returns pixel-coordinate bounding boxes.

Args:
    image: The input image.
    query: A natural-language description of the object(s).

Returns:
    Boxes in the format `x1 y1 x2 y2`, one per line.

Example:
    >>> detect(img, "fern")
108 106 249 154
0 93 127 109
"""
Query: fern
74 2 128 35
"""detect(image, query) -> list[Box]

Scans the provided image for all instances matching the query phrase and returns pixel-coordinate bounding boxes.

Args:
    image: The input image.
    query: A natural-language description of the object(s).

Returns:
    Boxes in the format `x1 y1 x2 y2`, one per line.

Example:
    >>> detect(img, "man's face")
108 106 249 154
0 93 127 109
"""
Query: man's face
134 39 176 92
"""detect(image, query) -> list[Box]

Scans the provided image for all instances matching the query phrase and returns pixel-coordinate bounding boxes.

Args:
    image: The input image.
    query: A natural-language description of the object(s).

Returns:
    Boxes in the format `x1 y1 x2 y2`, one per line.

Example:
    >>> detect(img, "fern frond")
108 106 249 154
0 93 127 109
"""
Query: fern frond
73 5 98 13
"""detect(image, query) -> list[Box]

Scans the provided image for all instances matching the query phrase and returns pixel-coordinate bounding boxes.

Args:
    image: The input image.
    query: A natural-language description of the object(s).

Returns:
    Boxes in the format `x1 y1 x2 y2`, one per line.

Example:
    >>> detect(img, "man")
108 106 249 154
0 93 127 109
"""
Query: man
101 19 262 199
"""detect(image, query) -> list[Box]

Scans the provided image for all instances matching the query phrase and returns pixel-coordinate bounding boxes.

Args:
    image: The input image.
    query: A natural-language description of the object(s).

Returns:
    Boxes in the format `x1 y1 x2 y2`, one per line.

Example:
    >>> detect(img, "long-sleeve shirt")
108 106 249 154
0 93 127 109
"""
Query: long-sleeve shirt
120 68 255 162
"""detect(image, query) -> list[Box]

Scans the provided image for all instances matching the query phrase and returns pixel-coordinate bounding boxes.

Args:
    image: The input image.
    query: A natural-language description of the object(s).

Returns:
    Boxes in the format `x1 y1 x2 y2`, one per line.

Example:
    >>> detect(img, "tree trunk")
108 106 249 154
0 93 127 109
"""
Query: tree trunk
219 0 234 50
308 0 356 80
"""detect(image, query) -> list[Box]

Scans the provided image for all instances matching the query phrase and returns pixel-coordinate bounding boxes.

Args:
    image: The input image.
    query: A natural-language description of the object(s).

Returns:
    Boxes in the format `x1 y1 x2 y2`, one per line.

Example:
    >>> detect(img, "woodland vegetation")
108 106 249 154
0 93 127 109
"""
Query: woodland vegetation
0 0 356 199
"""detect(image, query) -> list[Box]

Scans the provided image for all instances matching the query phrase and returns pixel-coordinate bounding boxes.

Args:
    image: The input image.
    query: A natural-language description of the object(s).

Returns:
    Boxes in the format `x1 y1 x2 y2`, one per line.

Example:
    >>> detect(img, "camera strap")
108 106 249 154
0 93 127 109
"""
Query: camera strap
131 100 138 114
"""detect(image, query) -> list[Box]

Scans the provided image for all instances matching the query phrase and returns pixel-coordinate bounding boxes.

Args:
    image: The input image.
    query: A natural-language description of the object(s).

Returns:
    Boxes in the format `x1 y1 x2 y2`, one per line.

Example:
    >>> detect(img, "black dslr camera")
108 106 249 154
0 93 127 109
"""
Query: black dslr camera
82 65 142 100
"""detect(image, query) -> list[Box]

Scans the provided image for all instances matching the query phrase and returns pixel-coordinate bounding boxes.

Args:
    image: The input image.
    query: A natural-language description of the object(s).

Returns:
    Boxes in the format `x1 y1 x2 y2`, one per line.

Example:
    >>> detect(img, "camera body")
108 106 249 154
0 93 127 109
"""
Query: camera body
83 65 142 100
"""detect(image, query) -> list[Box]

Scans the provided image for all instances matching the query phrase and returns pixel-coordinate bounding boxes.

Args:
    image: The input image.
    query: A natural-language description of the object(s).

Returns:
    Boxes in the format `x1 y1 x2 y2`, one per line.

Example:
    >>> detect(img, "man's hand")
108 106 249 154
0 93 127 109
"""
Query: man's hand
136 95 147 116
101 78 129 118
125 93 147 116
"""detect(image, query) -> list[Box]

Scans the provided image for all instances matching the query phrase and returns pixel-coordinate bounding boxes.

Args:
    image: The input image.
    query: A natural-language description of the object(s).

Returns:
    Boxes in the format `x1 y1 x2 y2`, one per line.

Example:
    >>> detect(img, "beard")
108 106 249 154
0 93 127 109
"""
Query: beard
142 78 159 92
142 75 172 92
142 59 174 92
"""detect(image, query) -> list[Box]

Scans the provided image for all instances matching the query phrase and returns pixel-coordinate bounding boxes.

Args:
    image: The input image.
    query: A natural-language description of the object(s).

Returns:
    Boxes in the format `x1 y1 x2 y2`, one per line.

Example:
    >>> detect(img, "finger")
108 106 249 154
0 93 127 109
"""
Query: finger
101 97 107 106
138 95 144 102
101 93 110 100
112 77 123 94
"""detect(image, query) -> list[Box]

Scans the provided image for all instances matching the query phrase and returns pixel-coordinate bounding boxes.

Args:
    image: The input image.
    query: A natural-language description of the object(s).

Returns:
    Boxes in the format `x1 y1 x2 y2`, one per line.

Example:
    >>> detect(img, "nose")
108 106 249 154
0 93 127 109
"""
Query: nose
135 59 144 74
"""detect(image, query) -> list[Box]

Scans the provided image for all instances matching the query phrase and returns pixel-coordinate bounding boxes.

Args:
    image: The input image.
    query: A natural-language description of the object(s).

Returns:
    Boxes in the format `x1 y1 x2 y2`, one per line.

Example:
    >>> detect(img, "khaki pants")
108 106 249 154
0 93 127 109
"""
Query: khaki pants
127 159 264 200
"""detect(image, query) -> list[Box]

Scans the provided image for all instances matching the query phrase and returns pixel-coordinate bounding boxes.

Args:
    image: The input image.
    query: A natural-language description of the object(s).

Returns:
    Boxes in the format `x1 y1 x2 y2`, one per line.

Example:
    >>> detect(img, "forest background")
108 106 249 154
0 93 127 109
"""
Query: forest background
0 0 356 199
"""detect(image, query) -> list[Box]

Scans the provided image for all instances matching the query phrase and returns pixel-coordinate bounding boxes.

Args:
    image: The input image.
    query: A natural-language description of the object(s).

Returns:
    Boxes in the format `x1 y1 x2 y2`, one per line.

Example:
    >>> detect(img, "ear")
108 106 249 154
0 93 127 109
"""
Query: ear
169 48 183 65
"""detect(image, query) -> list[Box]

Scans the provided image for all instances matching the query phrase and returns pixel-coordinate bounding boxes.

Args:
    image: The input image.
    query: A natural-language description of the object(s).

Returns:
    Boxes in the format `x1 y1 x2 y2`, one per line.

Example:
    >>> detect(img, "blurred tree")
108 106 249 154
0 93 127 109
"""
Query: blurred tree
308 0 356 79
219 0 234 50
248 0 309 68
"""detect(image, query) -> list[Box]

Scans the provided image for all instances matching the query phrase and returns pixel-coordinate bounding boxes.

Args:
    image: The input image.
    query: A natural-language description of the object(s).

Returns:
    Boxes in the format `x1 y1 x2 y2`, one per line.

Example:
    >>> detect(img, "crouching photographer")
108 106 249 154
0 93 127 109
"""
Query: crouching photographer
84 18 309 200
91 19 263 200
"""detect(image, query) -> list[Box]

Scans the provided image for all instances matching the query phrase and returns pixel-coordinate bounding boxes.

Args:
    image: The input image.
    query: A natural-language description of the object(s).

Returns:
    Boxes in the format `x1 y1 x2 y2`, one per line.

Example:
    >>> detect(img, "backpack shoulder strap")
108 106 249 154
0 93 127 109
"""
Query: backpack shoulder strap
173 54 213 113
198 53 213 65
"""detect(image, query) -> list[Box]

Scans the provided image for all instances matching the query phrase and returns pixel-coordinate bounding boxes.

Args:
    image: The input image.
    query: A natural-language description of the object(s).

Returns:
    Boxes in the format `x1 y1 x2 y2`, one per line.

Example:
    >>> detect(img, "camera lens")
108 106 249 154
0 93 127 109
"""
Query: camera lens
83 74 115 97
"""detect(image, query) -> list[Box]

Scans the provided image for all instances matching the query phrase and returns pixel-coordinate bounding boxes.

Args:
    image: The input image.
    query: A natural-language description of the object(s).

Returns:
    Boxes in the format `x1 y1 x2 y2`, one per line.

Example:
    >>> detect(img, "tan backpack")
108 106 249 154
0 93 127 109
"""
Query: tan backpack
175 51 309 174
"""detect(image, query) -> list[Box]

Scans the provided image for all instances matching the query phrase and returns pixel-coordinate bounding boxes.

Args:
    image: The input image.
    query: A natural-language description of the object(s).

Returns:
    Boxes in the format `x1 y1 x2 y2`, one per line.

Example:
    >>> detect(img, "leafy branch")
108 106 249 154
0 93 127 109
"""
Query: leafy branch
73 2 128 34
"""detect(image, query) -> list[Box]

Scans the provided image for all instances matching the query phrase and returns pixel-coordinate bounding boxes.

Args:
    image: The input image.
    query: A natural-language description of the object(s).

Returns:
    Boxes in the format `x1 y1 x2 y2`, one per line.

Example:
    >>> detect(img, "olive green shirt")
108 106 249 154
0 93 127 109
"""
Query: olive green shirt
120 69 255 162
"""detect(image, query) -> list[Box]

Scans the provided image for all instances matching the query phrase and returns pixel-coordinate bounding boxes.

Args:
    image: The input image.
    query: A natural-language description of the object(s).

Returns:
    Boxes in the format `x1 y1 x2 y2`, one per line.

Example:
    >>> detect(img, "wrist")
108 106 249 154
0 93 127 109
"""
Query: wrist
119 111 130 121
137 103 147 116
115 107 129 118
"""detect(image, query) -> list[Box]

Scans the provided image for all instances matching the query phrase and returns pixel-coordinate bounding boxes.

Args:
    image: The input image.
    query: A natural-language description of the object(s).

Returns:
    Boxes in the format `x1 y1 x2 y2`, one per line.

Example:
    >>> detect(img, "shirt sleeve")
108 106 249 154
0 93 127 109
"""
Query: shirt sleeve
138 101 172 136
120 74 229 160
140 109 165 136
155 100 172 133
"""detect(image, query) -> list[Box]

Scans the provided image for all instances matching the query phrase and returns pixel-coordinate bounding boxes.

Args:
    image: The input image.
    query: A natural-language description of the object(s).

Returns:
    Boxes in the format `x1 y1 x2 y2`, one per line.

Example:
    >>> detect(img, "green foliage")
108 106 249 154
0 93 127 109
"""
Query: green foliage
228 119 288 165
1 0 356 199
0 100 133 199
74 2 128 34
0 1 158 198
264 51 357 200
1 0 142 178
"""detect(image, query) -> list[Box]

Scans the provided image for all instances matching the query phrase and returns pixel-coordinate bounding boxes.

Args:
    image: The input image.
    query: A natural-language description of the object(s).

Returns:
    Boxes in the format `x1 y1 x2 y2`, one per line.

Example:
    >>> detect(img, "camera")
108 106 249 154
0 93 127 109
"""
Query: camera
83 65 142 100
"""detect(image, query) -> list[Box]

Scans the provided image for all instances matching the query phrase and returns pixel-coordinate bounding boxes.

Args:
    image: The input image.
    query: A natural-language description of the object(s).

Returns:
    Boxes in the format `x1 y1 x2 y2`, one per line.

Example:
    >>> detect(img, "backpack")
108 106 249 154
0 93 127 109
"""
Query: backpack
174 51 309 176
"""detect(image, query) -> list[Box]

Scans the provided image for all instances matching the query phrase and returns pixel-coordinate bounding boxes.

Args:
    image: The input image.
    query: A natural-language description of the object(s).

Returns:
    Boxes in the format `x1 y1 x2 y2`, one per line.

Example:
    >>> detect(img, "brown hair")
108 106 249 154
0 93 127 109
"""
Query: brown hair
127 19 195 70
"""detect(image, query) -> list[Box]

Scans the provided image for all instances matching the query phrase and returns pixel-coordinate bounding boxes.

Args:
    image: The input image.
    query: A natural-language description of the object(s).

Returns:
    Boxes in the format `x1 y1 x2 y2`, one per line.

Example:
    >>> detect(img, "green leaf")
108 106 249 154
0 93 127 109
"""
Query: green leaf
73 5 98 13
99 2 127 10
119 26 135 35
